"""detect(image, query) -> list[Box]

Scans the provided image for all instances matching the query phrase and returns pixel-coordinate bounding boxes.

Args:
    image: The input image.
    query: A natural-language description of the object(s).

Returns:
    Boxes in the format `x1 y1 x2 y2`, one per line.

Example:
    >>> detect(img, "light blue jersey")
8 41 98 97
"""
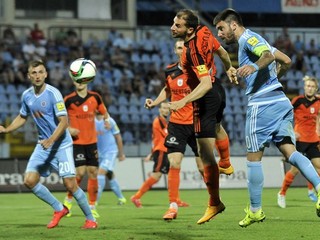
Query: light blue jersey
96 117 120 171
20 84 72 149
238 29 295 152
22 84 75 177
238 29 286 105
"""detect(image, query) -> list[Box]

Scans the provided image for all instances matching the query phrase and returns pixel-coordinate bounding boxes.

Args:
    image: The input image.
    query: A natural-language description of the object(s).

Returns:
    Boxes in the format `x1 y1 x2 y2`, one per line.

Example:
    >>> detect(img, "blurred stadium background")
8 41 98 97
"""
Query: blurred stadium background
0 0 319 162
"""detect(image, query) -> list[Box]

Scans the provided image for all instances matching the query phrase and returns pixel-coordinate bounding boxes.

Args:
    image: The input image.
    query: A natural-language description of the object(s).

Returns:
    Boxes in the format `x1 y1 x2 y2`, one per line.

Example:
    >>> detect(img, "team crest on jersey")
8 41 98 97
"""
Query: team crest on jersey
41 101 46 107
196 65 208 75
247 37 259 46
310 107 315 114
83 105 88 112
177 78 183 86
56 102 65 111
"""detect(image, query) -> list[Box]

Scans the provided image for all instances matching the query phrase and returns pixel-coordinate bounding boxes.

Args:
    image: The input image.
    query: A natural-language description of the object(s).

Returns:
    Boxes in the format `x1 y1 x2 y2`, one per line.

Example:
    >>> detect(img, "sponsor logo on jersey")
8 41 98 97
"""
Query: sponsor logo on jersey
196 65 208 75
56 102 65 111
247 36 259 46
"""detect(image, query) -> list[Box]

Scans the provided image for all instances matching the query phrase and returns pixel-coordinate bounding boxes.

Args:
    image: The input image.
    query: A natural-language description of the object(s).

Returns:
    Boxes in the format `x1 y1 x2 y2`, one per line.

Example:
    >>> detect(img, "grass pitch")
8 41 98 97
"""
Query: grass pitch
0 188 318 240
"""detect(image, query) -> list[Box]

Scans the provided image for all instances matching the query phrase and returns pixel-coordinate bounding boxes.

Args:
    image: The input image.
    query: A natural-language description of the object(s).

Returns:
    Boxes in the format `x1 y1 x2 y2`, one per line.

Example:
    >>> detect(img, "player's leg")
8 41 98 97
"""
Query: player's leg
196 137 225 224
131 151 165 208
103 152 126 205
215 123 234 175
278 165 299 208
86 165 99 217
194 89 225 224
239 104 267 228
277 109 320 217
163 152 183 220
25 146 69 228
107 171 127 205
215 81 233 175
97 167 107 203
60 146 97 229
64 144 85 217
85 143 100 218
131 171 162 208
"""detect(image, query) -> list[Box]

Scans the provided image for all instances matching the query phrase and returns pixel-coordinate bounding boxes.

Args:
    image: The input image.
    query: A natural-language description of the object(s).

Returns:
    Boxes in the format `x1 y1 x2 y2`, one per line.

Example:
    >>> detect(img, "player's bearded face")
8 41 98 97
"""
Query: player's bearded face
171 17 188 39
216 22 237 45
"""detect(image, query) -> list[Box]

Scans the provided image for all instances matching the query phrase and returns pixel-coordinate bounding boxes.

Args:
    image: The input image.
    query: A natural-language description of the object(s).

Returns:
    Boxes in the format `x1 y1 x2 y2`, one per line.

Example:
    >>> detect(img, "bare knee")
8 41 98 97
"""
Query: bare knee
64 177 78 193
24 172 40 189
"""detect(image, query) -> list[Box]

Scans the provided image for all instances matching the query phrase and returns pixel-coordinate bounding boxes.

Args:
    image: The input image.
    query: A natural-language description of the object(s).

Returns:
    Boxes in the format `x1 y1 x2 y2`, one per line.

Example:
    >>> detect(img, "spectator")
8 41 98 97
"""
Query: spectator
291 50 308 73
30 23 46 45
305 38 319 57
2 25 16 45
293 35 305 53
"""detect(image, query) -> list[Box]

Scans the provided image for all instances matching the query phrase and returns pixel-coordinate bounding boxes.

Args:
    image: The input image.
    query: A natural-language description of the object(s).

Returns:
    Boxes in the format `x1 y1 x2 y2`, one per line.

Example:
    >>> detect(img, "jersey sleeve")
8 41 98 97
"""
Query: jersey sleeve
245 34 271 57
110 118 120 135
52 89 68 117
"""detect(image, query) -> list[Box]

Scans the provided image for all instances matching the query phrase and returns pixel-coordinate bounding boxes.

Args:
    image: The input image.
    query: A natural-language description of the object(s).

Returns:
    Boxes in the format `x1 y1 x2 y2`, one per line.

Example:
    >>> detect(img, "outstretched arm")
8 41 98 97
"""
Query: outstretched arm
216 46 238 84
0 114 27 134
145 86 170 109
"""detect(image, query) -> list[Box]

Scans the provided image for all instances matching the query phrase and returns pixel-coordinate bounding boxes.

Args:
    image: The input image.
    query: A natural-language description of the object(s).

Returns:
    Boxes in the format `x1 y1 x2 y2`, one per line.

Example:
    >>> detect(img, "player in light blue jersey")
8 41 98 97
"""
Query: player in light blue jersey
214 8 320 227
0 60 97 229
95 113 126 205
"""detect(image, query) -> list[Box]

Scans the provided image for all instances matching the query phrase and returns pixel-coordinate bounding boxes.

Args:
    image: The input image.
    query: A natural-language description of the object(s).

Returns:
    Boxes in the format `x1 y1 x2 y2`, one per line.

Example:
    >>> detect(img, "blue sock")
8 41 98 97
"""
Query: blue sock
288 151 320 191
32 183 63 211
247 161 264 209
109 179 124 199
73 188 95 221
97 175 106 202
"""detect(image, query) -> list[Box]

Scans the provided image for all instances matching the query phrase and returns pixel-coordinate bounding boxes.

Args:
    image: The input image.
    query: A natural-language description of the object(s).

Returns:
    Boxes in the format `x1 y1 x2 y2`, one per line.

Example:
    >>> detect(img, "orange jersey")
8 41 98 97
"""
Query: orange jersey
64 91 107 145
152 116 168 152
292 95 320 142
165 62 193 124
181 25 221 90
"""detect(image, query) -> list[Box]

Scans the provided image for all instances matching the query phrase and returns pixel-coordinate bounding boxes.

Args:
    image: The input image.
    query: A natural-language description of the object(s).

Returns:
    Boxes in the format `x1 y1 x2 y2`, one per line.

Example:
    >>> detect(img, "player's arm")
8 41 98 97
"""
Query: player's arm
273 49 292 79
215 46 238 84
145 86 171 109
169 74 212 111
40 115 68 149
0 114 27 133
114 133 126 161
237 50 275 78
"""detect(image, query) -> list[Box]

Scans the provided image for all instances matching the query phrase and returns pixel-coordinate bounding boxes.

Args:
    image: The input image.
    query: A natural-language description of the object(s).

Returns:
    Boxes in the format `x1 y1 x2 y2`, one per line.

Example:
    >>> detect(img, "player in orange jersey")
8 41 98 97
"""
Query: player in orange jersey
169 9 237 224
130 102 172 208
63 80 110 218
145 39 234 221
278 76 320 208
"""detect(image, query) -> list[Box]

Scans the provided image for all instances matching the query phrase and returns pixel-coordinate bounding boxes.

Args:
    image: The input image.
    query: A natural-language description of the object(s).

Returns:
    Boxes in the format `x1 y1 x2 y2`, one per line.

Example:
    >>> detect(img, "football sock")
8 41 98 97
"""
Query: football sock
109 179 124 199
87 178 98 205
288 151 320 191
67 177 81 200
97 175 106 202
247 161 264 209
32 183 63 211
73 188 95 221
134 176 158 199
279 170 294 195
203 165 220 206
168 168 180 203
216 137 231 168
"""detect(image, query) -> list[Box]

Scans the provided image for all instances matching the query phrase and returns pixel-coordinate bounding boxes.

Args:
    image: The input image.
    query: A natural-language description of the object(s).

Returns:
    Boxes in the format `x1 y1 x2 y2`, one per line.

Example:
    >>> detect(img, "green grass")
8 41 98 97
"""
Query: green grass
0 188 318 240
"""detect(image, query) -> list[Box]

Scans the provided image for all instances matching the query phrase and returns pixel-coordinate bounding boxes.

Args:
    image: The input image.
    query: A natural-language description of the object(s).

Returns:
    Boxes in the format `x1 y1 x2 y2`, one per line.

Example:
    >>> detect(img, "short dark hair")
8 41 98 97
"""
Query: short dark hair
213 8 243 26
176 9 199 29
28 59 45 69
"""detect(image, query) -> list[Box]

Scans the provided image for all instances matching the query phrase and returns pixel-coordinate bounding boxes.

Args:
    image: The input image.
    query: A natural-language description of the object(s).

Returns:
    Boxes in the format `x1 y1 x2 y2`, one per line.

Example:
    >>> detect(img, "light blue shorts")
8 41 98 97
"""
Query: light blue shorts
26 144 76 178
98 152 118 172
245 99 296 152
